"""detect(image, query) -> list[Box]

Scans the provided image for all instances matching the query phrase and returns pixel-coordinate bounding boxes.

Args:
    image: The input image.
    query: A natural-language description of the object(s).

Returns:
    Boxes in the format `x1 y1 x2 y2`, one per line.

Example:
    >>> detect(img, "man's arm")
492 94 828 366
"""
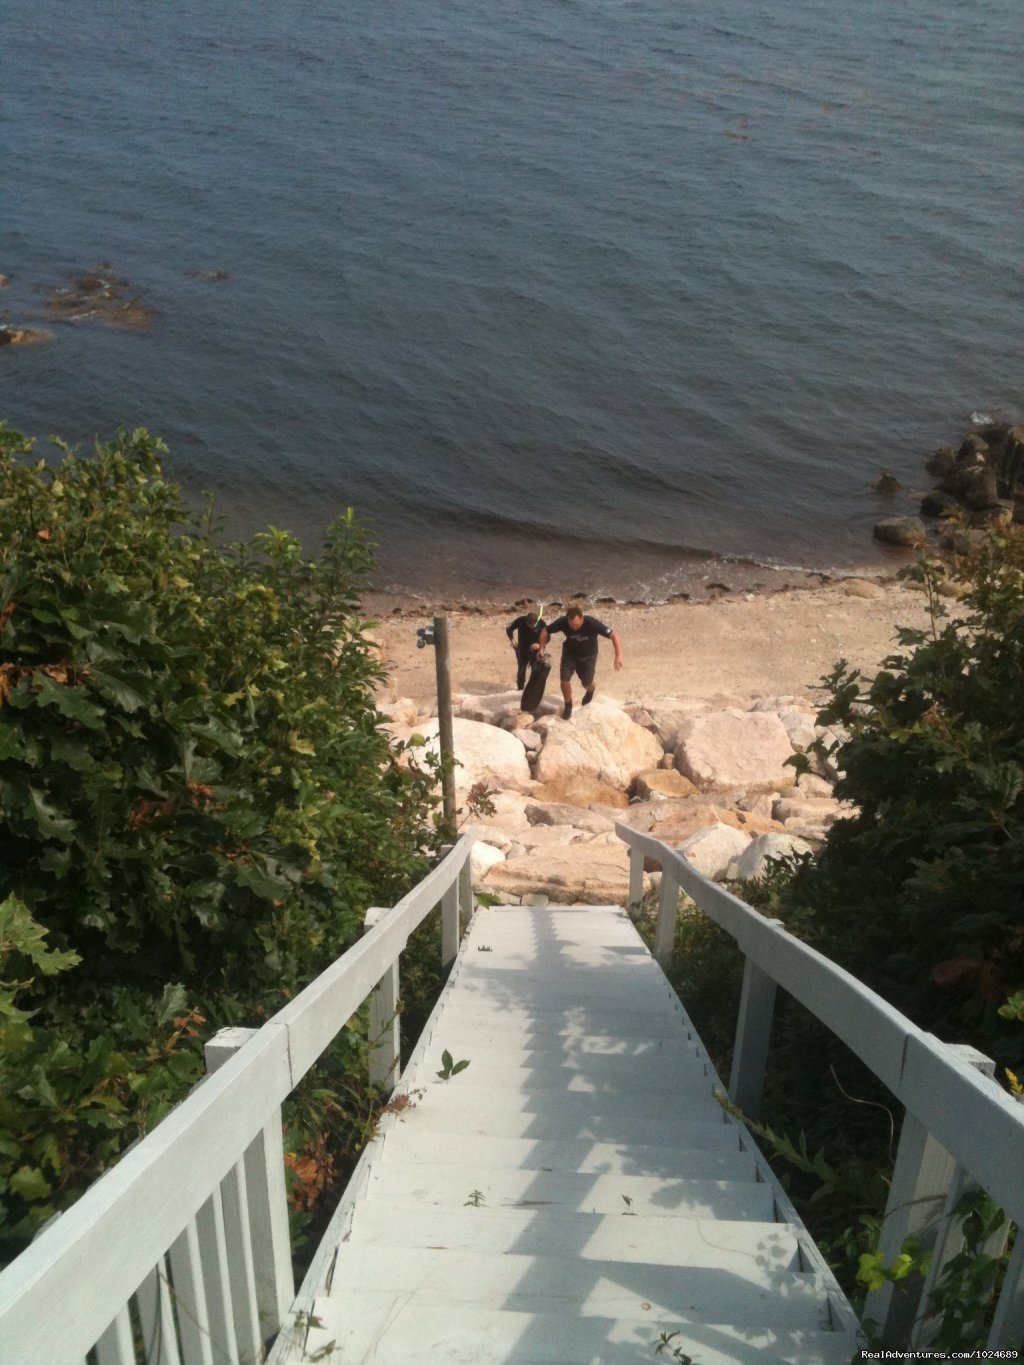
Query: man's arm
506 617 521 647
610 629 624 670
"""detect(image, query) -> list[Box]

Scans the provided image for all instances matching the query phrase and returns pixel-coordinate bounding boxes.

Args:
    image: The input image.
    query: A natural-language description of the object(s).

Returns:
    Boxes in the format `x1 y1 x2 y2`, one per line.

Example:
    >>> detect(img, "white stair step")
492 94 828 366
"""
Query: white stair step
377 1130 753 1178
300 1298 858 1364
434 1004 687 1033
457 953 664 974
348 1203 804 1271
315 1244 840 1331
364 1164 777 1220
406 1055 711 1094
398 1080 719 1122
381 1101 733 1144
422 1030 699 1056
426 1015 691 1045
415 1040 706 1071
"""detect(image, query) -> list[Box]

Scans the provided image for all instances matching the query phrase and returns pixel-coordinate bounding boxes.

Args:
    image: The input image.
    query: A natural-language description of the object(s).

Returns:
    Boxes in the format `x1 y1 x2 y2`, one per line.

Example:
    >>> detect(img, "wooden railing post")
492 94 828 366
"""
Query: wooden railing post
865 1041 996 1346
910 1045 1008 1349
459 858 473 928
988 1232 1024 1348
627 844 644 908
205 1027 294 1348
441 881 460 966
363 908 401 1091
653 869 679 968
728 954 779 1122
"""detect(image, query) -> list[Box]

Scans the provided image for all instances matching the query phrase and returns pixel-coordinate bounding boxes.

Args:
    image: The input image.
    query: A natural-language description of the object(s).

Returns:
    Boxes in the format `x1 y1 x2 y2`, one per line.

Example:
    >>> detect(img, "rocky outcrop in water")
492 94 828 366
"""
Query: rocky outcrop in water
0 325 51 347
45 265 155 330
917 420 1024 533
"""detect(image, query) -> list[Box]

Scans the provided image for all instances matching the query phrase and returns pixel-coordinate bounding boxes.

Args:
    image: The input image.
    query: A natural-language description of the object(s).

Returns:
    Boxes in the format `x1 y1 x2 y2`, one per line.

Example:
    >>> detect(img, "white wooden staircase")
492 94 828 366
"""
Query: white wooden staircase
277 904 861 1364
7 831 1019 1363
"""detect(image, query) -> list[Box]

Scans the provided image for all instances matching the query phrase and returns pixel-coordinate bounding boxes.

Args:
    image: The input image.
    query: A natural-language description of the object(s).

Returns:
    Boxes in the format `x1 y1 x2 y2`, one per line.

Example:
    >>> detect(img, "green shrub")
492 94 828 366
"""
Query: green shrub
778 543 1024 1074
0 423 440 1260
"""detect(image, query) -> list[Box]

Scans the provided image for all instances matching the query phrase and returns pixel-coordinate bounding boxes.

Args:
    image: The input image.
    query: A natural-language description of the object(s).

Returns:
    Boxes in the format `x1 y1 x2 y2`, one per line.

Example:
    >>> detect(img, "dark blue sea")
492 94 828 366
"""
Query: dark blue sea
2 0 1021 599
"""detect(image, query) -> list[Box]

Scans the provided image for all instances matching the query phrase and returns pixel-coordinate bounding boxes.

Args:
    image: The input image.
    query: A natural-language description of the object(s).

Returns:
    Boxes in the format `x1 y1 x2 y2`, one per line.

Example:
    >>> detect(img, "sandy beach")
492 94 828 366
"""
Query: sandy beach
370 576 935 714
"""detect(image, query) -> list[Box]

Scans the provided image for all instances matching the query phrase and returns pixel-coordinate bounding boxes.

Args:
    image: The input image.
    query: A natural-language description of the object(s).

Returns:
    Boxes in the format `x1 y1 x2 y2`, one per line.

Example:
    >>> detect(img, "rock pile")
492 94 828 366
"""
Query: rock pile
875 419 1024 552
384 688 851 905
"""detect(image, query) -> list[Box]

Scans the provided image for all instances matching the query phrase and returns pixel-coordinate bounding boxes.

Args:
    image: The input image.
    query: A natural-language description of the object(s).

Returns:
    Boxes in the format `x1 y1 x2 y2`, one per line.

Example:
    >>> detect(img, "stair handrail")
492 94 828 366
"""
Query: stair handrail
0 830 476 1365
616 821 1024 1349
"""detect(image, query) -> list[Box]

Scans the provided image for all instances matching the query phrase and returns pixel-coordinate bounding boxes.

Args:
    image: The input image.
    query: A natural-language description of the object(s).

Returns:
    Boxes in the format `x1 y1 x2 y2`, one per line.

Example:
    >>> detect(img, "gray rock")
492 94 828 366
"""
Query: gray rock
873 516 926 547
729 832 814 882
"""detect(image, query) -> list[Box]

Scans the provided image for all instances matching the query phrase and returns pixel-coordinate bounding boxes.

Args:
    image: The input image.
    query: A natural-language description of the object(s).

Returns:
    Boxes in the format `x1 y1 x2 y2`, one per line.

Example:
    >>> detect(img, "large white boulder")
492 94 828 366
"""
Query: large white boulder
393 717 532 797
729 832 814 882
677 823 752 881
627 697 710 751
483 838 634 905
674 709 796 793
470 840 506 883
534 702 663 792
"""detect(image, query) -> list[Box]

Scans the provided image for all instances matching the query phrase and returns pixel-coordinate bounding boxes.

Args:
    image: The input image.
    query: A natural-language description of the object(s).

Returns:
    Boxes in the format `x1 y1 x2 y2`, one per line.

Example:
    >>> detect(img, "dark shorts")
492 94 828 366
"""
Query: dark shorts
559 651 597 687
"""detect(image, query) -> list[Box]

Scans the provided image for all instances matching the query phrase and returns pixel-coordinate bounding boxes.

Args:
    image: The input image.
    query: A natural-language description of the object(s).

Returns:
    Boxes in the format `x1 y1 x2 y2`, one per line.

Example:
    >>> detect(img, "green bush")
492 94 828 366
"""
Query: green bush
0 423 440 1259
778 542 1024 1074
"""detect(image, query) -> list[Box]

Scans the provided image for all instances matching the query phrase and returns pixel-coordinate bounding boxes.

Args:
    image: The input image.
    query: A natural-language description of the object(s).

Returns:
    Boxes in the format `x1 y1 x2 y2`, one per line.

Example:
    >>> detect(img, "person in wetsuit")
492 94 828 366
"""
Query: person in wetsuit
505 609 546 690
538 604 623 720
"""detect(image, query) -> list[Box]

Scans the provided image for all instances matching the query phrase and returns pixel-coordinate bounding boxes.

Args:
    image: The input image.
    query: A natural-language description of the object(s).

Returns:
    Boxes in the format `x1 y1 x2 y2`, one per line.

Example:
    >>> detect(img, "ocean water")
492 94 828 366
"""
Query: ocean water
2 0 1021 600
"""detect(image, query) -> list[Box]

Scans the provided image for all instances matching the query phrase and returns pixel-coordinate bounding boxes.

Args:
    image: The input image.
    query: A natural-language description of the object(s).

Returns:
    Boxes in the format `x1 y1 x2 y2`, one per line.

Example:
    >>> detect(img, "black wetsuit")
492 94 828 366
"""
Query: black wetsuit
544 614 613 687
506 615 546 689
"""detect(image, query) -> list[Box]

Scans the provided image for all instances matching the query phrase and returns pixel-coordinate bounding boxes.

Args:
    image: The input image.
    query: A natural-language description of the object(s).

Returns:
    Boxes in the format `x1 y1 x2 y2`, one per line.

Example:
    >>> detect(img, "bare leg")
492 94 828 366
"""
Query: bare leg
560 679 572 719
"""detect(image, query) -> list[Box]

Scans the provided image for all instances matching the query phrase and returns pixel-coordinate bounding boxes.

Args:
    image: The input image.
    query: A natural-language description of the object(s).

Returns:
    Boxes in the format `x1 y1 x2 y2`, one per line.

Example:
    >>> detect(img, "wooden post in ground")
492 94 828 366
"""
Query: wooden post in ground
433 614 457 841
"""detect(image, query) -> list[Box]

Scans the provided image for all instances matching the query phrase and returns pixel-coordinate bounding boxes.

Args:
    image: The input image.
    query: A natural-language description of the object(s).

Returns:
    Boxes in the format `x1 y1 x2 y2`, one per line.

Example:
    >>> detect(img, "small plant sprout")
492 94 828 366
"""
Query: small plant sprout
654 1331 693 1363
436 1048 470 1081
622 1194 636 1215
465 1189 485 1207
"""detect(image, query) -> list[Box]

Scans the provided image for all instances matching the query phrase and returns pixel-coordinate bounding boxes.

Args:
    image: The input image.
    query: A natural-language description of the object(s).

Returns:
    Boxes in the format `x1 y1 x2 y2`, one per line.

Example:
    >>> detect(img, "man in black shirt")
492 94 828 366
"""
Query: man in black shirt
538 604 623 720
505 609 546 690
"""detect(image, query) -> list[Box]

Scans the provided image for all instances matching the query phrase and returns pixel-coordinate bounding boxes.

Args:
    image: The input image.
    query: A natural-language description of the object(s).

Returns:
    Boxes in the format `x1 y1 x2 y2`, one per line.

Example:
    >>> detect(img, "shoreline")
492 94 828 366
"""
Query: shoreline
363 551 914 620
370 573 935 714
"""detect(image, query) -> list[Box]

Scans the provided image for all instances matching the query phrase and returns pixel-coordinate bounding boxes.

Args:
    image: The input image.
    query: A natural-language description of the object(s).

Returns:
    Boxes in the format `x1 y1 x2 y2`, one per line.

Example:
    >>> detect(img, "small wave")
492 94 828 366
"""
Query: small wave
970 411 992 425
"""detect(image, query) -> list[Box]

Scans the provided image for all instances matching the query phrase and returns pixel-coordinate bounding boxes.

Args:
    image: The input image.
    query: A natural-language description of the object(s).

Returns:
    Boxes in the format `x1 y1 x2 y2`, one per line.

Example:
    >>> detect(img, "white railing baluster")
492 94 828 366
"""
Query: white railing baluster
242 1124 294 1345
93 1305 135 1365
135 1259 182 1365
168 1220 215 1365
652 867 679 967
220 1160 262 1364
195 1193 240 1365
911 1047 1006 1349
204 1027 293 1348
728 953 778 1122
987 1226 1024 1348
364 907 401 1090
